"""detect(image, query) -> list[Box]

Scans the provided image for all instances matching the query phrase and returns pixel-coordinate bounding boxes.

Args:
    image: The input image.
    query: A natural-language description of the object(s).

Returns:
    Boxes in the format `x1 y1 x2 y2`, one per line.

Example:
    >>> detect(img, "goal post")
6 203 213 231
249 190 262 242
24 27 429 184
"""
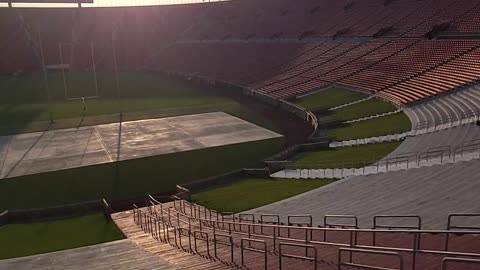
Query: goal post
57 41 100 101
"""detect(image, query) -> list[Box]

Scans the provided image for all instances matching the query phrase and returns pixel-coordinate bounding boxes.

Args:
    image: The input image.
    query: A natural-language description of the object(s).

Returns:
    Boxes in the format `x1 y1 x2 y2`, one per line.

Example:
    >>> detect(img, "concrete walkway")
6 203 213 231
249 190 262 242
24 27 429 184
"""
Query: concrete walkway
0 239 183 270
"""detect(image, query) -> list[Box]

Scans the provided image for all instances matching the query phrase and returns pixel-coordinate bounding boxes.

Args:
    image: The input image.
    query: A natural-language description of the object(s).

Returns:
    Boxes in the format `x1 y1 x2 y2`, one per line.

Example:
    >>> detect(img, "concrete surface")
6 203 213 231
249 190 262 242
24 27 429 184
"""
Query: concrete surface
405 83 480 128
273 123 480 179
385 123 480 158
251 159 480 229
0 239 183 270
0 112 282 179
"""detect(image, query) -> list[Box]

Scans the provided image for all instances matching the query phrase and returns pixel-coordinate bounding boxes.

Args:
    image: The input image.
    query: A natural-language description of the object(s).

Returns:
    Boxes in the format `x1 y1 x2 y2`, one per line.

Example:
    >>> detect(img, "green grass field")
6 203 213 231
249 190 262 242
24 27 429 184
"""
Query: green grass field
322 98 398 122
293 87 368 110
192 178 333 213
329 112 411 141
291 141 402 168
0 72 278 135
0 213 124 259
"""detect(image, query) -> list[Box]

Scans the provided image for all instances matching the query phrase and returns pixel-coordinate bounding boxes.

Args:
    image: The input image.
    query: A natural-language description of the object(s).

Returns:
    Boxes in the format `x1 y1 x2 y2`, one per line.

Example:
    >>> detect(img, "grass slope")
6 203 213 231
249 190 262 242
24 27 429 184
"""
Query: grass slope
0 213 124 259
0 137 285 211
192 178 333 213
294 87 368 110
329 113 411 141
292 141 402 168
324 98 398 122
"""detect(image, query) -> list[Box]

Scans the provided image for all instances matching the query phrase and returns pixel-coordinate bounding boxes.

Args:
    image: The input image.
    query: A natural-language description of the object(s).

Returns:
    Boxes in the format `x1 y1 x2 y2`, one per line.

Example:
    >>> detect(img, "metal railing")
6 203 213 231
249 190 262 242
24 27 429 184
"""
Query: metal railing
330 109 480 147
442 257 480 270
338 248 404 270
415 109 480 131
445 213 480 251
134 198 480 270
285 138 480 178
241 238 268 270
279 242 318 270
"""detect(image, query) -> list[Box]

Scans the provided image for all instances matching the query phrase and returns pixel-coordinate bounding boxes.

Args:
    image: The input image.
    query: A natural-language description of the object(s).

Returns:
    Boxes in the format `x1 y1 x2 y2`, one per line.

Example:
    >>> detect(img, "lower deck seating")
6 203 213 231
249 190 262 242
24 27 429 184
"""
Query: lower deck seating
404 83 480 128
384 123 480 159
251 158 480 229
111 196 480 270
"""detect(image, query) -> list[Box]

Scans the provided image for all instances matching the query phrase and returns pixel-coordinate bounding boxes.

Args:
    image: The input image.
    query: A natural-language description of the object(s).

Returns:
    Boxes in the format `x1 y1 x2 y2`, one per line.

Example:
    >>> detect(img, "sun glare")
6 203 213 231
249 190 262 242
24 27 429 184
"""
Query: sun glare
0 0 228 8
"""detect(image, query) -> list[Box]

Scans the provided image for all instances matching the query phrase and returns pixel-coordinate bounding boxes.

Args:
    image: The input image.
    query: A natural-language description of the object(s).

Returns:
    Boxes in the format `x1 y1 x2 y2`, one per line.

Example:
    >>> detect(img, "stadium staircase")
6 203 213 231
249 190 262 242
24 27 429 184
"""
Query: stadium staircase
111 196 480 270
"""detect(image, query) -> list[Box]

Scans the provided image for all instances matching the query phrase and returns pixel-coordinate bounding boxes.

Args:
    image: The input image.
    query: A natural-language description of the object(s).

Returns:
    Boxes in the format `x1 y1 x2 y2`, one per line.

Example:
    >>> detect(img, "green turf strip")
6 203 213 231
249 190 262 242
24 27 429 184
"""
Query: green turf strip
0 213 124 259
0 137 285 211
323 98 398 122
292 141 402 168
192 178 333 213
293 87 368 110
328 112 411 141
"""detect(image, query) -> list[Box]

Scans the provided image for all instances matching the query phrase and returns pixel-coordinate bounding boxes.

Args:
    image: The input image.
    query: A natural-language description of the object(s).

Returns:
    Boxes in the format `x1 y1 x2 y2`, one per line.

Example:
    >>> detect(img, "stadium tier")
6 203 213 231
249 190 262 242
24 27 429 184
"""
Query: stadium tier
1 0 480 105
405 84 480 128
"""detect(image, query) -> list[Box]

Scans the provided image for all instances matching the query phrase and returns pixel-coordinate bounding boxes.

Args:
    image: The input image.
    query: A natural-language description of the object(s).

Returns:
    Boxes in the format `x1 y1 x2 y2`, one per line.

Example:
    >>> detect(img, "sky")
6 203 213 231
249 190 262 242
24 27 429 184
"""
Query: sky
0 0 228 8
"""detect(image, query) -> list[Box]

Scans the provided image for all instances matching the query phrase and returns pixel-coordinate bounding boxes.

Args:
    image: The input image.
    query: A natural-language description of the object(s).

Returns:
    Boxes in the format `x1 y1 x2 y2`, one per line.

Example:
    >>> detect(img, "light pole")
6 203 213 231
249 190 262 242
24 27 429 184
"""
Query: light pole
38 28 54 123
111 28 122 117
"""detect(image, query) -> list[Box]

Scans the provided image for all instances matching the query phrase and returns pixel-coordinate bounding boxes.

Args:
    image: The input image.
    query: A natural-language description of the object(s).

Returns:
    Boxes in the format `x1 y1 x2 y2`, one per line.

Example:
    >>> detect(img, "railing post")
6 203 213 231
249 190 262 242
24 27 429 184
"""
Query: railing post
188 217 192 252
273 226 277 251
279 243 283 270
213 226 216 258
168 208 171 224
412 232 418 270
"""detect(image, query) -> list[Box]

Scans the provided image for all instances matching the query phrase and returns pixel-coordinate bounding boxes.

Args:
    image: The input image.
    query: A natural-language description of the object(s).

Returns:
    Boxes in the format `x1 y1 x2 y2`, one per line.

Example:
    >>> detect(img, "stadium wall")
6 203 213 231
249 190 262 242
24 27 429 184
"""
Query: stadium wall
0 210 7 226
3 200 106 222
179 167 270 193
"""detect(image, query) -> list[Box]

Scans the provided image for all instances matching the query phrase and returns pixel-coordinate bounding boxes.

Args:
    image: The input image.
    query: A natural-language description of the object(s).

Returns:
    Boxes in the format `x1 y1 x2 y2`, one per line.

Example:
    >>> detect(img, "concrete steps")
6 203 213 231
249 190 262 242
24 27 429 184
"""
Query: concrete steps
257 159 480 229
272 150 480 179
405 83 480 129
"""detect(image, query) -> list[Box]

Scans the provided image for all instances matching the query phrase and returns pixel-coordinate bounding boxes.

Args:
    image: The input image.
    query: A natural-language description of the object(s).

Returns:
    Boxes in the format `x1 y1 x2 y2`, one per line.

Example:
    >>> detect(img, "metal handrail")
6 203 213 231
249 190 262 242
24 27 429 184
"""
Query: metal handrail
288 215 313 226
142 199 480 270
442 257 480 270
164 199 480 238
213 233 234 263
279 242 318 270
287 139 480 176
240 238 267 270
338 248 404 270
445 213 480 251
373 215 422 230
193 230 210 257
324 215 358 228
